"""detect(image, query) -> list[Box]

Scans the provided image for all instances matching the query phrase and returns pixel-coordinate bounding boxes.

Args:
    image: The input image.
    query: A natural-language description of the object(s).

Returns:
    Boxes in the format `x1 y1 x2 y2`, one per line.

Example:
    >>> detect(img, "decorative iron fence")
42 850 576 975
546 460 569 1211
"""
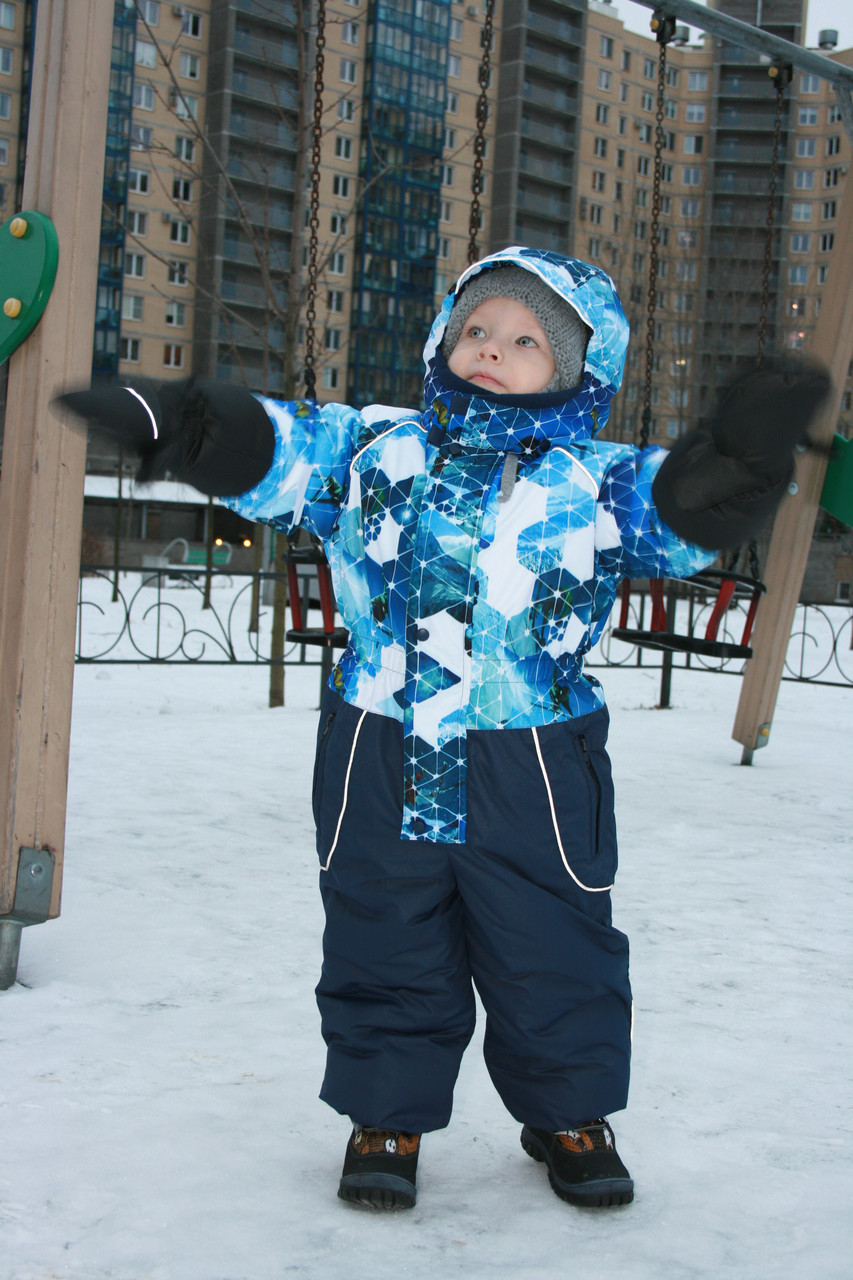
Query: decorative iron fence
75 566 853 688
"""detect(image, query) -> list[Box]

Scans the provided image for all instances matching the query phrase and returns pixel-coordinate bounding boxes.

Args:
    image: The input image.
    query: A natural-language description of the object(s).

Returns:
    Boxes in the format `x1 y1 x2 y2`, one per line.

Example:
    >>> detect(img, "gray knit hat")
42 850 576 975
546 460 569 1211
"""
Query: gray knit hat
440 265 591 392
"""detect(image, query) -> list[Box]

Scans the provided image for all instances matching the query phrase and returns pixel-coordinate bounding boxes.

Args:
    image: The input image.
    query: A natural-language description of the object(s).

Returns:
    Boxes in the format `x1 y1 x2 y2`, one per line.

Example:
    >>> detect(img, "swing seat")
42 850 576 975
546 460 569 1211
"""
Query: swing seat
611 569 766 661
284 544 349 649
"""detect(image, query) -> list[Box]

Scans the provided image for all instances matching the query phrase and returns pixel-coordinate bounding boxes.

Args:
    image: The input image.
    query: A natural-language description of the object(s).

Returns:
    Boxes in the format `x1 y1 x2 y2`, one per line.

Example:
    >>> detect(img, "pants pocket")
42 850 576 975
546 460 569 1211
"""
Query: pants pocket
531 714 617 893
313 692 367 870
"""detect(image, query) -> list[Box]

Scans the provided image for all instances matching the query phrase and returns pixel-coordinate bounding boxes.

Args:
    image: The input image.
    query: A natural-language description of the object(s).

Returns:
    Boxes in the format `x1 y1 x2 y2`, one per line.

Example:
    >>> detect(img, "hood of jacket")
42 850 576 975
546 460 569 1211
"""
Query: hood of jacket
422 246 630 453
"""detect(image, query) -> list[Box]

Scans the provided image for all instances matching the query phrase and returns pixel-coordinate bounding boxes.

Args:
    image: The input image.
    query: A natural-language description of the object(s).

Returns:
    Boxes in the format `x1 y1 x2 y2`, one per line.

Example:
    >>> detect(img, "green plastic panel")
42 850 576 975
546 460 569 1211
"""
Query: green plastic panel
819 433 853 529
0 210 60 366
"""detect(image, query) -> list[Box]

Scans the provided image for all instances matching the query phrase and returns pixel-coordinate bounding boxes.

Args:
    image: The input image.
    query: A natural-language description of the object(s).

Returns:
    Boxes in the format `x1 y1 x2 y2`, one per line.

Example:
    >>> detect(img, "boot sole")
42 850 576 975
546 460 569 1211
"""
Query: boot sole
338 1172 416 1210
521 1127 634 1208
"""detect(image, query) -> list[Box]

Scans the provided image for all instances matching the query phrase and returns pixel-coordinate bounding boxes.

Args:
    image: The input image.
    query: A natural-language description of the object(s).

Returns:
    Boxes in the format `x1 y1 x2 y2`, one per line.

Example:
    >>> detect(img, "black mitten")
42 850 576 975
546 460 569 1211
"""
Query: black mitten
52 379 276 497
652 356 831 550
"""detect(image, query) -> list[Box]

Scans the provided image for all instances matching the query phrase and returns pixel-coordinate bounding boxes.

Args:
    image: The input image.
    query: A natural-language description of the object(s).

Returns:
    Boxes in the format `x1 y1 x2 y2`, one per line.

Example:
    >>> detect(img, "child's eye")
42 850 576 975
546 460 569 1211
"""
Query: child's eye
467 325 485 339
517 336 538 348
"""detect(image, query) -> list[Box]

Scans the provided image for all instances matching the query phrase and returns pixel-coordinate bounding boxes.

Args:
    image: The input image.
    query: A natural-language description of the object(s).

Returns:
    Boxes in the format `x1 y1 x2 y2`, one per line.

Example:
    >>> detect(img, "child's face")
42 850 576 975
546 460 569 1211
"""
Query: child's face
446 297 557 395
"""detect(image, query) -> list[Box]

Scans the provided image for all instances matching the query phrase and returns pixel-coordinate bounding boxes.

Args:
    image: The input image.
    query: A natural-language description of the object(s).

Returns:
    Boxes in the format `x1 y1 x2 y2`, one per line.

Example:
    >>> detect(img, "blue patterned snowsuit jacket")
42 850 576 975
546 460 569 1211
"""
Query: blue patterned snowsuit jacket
225 248 715 846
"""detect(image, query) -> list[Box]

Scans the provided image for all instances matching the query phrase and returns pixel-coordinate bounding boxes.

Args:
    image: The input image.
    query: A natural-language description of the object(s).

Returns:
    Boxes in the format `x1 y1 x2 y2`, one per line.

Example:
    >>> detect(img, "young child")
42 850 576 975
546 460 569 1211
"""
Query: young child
58 246 828 1212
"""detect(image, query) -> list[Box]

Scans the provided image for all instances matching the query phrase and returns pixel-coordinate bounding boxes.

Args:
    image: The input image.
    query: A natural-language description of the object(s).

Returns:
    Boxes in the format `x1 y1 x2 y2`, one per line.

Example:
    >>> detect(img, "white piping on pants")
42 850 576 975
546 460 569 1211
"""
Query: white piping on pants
321 709 367 872
531 726 613 893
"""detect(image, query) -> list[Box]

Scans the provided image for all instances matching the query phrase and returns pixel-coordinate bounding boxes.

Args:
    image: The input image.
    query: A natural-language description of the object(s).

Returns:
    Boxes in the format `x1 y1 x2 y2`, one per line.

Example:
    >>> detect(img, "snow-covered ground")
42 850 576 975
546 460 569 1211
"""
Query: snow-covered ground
2 658 851 1280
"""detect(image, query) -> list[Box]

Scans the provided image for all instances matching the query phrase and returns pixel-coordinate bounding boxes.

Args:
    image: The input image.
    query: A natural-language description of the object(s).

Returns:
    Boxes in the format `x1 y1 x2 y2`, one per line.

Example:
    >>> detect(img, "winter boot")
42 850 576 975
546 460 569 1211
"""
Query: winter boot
521 1119 634 1207
338 1126 421 1210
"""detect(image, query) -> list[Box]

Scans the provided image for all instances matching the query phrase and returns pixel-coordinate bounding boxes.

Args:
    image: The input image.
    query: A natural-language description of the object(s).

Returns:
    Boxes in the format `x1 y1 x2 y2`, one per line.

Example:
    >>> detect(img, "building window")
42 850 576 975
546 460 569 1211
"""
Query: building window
122 294 143 321
124 252 145 278
791 203 812 221
820 232 835 253
179 51 200 80
641 91 654 112
634 220 646 240
673 293 694 313
598 69 611 91
163 343 184 369
636 188 649 208
614 180 623 201
800 74 820 93
135 40 156 68
680 198 700 218
589 204 603 225
133 81 155 110
592 171 606 192
120 337 141 362
798 107 818 125
438 236 450 258
796 138 816 158
139 0 159 22
130 125 152 151
332 173 351 199
175 136 195 163
676 262 697 281
325 328 342 351
788 265 808 284
174 93 197 120
684 136 703 154
440 199 452 223
619 81 629 103
448 54 461 78
685 104 706 122
329 251 346 275
181 10 202 38
824 168 840 188
327 290 344 313
447 90 458 114
594 136 607 158
337 98 354 122
170 219 191 245
0 138 7 164
618 115 627 136
588 237 601 257
788 297 807 318
335 136 353 160
165 301 186 327
321 367 339 391
666 67 679 88
329 213 347 236
0 3 15 30
790 234 811 253
677 232 697 250
826 135 841 156
441 164 454 187
621 50 631 71
794 170 815 190
340 59 357 84
172 177 193 201
167 260 188 285
444 126 456 150
128 168 149 194
817 264 829 284
342 21 359 44
126 210 148 236
638 123 653 143
661 163 673 183
616 149 625 169
665 98 677 120
450 17 463 40
643 57 655 79
595 104 609 124
682 167 702 186
687 71 708 91
822 200 837 220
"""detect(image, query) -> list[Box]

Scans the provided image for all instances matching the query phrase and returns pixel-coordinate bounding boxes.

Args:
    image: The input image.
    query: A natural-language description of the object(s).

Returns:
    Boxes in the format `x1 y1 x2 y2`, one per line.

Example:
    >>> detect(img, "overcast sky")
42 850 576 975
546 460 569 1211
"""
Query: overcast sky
615 0 852 50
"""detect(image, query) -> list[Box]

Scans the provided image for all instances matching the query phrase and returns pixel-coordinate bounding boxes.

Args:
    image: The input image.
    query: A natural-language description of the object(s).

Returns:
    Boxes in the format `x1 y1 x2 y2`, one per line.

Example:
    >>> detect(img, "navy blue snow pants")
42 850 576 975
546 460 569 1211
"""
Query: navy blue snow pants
313 688 632 1134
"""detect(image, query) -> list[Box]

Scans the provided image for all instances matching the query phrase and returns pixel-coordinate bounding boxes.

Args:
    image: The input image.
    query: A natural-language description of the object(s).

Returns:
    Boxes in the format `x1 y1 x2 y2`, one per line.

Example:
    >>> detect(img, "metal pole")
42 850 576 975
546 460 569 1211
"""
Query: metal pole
0 0 113 985
629 0 853 143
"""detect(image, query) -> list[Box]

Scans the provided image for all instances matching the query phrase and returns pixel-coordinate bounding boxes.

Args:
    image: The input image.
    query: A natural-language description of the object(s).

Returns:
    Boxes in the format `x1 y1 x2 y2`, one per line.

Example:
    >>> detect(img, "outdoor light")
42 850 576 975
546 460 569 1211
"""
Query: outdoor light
243 538 252 547
215 537 223 546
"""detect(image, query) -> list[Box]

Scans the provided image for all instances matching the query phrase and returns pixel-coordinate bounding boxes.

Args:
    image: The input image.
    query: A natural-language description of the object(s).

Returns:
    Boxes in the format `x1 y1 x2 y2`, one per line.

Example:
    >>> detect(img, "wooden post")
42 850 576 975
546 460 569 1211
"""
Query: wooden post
0 0 112 986
732 179 853 762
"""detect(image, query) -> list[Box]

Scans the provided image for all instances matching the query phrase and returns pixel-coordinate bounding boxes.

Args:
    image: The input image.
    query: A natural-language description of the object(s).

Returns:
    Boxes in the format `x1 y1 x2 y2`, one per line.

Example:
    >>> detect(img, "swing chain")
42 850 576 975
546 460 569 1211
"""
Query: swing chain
756 68 789 370
304 0 327 400
640 16 676 449
467 0 495 265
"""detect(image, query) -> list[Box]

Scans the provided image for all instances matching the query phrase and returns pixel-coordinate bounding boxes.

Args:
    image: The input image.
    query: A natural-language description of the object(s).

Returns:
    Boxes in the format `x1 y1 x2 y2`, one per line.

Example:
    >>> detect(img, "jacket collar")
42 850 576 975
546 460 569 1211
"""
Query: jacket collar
423 350 612 454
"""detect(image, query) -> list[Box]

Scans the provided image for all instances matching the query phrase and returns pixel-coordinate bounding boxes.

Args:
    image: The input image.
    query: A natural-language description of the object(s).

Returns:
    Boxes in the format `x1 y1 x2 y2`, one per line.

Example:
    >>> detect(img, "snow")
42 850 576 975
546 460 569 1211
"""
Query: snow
2 657 851 1280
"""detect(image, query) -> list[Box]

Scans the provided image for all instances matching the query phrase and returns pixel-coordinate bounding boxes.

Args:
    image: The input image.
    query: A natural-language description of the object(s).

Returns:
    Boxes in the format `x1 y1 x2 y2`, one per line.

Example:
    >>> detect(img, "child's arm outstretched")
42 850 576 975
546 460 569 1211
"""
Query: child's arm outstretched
651 356 831 551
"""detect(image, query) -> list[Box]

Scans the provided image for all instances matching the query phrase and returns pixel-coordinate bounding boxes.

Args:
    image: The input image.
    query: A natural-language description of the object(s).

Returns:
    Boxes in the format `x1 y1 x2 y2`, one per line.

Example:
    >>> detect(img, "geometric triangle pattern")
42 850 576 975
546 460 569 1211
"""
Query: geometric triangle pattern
224 248 717 844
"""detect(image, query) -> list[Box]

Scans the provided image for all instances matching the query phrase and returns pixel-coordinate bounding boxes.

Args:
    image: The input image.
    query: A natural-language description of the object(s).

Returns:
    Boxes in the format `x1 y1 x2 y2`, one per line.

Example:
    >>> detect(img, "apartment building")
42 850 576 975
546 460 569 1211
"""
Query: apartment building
0 0 850 448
